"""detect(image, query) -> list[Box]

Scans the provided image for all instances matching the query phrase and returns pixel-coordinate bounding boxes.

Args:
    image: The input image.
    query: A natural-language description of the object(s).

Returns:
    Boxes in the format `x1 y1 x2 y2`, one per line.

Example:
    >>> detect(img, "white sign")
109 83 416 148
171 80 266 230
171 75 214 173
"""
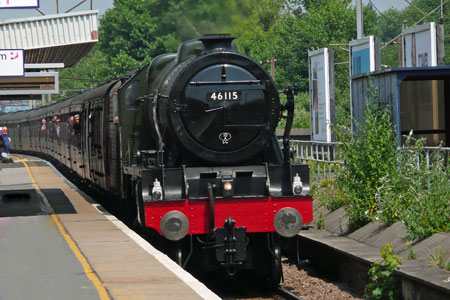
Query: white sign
349 36 380 76
0 0 39 8
402 22 438 67
0 49 24 76
308 48 335 142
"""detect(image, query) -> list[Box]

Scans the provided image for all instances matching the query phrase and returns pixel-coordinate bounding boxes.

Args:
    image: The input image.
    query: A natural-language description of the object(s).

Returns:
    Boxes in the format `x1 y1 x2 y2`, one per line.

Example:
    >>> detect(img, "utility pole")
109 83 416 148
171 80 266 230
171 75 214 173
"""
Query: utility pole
260 58 277 80
356 0 363 39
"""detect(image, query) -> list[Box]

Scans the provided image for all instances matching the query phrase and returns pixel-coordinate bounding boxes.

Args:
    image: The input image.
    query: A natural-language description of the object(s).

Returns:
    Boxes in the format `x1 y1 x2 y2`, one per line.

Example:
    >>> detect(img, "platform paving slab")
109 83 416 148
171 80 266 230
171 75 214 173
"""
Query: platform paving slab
299 228 450 299
323 207 350 235
400 233 450 264
0 216 100 300
347 220 387 242
0 163 45 217
24 157 214 300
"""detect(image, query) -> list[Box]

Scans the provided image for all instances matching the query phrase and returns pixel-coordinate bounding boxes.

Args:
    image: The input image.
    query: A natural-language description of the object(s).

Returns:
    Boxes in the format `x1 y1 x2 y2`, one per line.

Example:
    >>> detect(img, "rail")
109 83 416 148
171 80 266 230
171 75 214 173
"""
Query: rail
276 286 306 300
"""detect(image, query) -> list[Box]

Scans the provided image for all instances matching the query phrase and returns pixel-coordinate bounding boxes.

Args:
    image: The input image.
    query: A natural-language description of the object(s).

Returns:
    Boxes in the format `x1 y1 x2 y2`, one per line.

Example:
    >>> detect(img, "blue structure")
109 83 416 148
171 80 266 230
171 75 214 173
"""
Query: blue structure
351 66 450 146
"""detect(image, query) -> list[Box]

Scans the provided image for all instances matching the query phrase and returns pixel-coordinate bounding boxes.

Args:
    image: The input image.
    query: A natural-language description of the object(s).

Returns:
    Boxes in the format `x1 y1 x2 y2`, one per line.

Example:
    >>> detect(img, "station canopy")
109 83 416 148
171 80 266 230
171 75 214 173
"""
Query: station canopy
0 10 98 67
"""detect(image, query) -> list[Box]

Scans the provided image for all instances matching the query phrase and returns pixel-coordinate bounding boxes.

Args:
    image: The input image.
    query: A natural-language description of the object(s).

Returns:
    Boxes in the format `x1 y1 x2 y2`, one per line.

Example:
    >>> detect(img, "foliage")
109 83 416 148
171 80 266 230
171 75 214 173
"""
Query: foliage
404 241 416 260
364 243 402 300
335 99 397 230
57 46 109 99
277 92 310 129
316 211 325 229
312 179 346 211
375 8 403 68
58 0 450 125
229 0 360 126
429 246 450 271
376 135 450 239
98 0 178 76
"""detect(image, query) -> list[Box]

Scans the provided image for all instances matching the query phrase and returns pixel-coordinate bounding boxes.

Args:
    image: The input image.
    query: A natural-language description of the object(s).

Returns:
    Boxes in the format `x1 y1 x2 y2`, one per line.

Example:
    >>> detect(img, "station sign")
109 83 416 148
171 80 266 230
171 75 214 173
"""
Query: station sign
0 105 30 112
0 72 59 95
0 49 24 77
349 36 380 76
308 48 335 142
0 0 39 8
402 22 444 67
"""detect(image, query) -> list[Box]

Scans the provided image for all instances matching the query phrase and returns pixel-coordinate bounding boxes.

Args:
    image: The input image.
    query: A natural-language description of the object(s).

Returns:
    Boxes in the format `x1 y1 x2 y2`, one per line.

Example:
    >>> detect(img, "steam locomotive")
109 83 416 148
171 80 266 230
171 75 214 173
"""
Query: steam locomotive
0 34 312 284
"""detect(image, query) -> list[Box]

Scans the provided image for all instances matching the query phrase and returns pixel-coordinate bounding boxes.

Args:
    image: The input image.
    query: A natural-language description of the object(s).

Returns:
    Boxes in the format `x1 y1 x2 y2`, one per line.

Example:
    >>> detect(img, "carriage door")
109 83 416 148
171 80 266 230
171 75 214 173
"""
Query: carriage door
87 103 94 182
94 102 105 189
79 105 89 179
18 122 22 150
87 101 103 185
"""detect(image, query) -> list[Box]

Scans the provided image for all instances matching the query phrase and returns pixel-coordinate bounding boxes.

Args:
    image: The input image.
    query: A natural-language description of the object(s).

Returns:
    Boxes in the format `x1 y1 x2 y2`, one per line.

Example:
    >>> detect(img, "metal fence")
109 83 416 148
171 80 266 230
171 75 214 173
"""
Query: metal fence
290 140 344 180
400 146 450 169
289 140 450 180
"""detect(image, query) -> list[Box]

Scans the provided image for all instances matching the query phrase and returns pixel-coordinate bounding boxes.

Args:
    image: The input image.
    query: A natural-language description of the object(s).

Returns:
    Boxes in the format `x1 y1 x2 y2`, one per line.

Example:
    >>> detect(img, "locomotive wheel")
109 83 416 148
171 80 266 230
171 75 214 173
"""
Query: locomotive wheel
268 236 282 286
175 247 183 266
134 179 146 228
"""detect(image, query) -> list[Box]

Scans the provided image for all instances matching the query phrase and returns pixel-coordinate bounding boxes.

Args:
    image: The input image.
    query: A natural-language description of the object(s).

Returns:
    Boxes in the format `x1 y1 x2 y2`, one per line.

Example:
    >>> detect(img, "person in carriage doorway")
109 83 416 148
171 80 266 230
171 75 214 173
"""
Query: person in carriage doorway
0 126 11 154
0 126 12 162
0 127 5 153
41 118 47 132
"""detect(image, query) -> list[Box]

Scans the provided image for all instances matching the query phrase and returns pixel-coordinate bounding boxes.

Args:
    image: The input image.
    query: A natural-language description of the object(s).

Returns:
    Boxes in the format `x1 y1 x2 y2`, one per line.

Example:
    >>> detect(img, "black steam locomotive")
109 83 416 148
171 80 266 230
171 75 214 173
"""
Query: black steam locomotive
0 34 312 284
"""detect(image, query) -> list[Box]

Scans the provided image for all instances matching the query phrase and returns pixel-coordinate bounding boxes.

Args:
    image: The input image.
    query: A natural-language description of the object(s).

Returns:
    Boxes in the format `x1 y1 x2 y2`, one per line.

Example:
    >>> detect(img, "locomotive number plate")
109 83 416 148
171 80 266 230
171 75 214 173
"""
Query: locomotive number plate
207 91 241 101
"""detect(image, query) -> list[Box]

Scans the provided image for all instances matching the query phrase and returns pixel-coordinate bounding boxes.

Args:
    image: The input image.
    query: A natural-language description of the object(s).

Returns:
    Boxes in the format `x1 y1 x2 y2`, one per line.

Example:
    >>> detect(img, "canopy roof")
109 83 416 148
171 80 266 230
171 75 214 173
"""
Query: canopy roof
0 10 98 67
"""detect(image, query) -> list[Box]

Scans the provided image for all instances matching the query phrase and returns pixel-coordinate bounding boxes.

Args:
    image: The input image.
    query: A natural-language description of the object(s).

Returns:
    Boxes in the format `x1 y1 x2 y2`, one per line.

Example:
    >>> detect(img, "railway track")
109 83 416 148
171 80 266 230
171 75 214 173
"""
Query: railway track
275 286 306 300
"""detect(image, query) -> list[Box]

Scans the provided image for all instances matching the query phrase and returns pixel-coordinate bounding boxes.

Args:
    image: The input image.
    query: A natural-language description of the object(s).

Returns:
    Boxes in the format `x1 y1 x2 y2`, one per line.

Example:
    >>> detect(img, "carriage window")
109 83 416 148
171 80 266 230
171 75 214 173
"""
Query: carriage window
50 115 60 139
40 118 47 133
125 81 140 110
72 114 81 135
113 92 119 123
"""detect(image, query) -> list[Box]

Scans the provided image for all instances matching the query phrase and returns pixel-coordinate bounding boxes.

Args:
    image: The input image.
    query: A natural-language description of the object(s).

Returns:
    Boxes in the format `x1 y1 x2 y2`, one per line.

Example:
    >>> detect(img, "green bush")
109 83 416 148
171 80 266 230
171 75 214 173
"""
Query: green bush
364 243 402 300
312 179 346 211
277 92 310 129
335 101 397 230
376 135 450 239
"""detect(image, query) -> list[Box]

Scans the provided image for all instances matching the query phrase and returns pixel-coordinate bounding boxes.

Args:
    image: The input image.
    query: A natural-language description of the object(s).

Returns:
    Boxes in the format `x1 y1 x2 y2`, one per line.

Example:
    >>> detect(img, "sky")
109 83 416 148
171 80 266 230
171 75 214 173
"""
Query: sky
353 0 409 12
0 0 412 21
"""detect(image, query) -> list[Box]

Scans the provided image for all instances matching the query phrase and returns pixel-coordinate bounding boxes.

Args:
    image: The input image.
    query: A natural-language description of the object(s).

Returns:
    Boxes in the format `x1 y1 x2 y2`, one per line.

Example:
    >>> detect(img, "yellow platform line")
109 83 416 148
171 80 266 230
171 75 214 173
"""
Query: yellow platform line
12 155 111 300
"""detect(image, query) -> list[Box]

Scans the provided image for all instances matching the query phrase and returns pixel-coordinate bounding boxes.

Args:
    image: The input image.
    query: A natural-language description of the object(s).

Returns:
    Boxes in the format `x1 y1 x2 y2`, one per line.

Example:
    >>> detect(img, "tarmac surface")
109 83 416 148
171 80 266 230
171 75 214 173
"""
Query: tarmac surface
0 155 220 300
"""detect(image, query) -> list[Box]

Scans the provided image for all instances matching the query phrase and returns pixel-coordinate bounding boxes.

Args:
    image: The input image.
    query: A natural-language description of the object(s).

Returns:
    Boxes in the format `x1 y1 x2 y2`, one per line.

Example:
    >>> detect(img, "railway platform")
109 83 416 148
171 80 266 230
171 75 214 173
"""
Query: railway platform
0 154 220 300
299 207 450 300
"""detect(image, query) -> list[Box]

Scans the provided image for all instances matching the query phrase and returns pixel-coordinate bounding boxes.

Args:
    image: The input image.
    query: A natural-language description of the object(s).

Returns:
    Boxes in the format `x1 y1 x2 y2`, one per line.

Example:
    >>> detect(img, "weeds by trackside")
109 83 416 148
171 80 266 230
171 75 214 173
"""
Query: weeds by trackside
404 241 416 260
429 246 450 272
364 243 402 300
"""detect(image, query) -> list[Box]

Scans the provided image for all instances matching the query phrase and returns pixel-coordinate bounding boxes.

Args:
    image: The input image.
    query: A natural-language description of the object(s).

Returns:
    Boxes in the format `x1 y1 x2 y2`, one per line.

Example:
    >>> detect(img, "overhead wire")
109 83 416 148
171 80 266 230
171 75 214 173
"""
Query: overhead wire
367 0 397 24
403 0 427 16
381 0 449 49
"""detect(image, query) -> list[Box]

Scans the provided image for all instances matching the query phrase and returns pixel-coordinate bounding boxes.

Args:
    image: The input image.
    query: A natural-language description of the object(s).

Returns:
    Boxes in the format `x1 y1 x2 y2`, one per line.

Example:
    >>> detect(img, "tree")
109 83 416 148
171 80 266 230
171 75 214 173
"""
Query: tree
57 45 109 99
98 0 178 76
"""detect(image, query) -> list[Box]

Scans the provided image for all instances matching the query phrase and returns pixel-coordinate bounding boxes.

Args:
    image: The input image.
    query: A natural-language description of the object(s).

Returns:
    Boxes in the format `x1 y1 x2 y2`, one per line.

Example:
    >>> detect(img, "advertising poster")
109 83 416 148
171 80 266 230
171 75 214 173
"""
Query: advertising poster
308 48 335 142
402 22 438 67
0 49 24 76
0 0 39 8
349 36 380 76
